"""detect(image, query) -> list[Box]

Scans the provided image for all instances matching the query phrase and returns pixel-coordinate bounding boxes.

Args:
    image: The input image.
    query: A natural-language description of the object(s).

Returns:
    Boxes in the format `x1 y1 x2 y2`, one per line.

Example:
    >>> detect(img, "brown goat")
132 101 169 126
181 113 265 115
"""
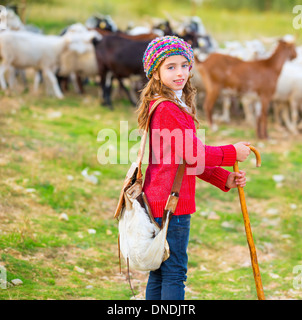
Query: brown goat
196 39 297 139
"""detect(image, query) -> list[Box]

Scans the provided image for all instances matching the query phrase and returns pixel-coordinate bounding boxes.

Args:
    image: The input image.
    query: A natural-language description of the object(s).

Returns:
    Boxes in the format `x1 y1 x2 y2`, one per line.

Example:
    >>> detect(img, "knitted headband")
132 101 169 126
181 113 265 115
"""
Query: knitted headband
143 35 194 79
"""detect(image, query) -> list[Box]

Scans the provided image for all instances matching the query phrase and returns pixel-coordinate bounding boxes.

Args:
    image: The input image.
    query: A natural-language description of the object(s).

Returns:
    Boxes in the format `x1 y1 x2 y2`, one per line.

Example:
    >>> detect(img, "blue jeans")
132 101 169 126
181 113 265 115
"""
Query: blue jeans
145 214 191 300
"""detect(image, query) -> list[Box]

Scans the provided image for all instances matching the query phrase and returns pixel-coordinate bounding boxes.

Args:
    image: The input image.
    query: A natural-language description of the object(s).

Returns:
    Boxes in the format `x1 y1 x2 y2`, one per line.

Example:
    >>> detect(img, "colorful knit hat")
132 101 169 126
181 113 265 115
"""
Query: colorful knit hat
143 35 194 79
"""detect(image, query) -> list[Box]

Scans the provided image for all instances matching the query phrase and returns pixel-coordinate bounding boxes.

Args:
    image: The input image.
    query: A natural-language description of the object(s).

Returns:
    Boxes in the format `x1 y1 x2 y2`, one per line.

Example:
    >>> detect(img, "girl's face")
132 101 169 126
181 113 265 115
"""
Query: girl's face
154 55 190 91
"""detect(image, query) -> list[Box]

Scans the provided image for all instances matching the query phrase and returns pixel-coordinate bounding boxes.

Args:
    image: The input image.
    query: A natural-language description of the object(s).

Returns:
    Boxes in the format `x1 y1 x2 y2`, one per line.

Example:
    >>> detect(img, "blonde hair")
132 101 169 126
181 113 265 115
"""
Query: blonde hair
136 73 200 131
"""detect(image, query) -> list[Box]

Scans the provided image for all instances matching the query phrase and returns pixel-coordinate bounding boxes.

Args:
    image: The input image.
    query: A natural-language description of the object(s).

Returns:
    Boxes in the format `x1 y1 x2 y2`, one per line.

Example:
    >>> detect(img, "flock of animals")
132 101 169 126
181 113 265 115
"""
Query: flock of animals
1 8 302 139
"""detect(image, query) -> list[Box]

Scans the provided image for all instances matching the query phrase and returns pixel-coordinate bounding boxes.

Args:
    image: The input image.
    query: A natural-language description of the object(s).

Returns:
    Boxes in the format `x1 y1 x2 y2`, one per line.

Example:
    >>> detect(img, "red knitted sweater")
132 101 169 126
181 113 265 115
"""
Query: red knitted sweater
142 100 237 218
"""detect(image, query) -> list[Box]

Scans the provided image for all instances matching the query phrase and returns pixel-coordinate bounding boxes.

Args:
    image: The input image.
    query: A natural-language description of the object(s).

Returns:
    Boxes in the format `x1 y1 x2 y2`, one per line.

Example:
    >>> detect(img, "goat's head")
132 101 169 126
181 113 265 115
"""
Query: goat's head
278 36 297 61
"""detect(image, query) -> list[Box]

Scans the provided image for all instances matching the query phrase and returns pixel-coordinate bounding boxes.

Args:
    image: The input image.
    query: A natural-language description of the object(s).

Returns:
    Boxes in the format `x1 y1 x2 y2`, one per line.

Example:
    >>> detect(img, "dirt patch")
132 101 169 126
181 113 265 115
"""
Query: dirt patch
0 97 23 115
220 244 275 267
190 243 275 273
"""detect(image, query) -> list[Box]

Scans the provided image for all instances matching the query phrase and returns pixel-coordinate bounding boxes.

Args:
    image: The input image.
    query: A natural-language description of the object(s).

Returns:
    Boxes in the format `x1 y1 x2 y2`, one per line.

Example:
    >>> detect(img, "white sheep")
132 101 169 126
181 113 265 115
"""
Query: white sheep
5 8 25 31
273 61 302 135
0 25 101 98
57 23 102 93
0 30 67 98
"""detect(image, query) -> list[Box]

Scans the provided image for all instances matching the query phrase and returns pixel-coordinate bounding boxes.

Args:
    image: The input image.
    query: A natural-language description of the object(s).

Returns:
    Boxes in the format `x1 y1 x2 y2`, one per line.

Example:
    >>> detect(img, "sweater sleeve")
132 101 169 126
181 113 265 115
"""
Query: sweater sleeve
197 166 231 192
159 102 237 171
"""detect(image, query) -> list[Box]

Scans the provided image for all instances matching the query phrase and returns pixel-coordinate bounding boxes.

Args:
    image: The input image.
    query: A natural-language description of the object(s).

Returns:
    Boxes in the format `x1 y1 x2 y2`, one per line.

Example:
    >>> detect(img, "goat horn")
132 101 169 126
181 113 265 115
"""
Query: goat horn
259 35 278 44
282 34 295 43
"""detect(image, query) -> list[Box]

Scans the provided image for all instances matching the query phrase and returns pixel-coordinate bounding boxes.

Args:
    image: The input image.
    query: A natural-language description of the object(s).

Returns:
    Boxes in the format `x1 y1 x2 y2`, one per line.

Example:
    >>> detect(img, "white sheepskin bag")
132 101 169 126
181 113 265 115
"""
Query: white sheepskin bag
118 199 170 272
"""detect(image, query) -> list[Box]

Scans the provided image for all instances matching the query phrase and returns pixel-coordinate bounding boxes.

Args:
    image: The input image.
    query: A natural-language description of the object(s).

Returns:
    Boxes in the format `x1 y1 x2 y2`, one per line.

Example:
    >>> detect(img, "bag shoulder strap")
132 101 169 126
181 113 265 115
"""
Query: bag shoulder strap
114 99 187 220
137 98 187 215
113 99 169 220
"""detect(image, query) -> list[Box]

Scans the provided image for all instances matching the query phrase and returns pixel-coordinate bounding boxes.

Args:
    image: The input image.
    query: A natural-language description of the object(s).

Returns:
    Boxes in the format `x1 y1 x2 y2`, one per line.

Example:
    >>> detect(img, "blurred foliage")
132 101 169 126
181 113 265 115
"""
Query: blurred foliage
2 0 302 14
2 0 57 4
204 0 302 12
2 0 57 15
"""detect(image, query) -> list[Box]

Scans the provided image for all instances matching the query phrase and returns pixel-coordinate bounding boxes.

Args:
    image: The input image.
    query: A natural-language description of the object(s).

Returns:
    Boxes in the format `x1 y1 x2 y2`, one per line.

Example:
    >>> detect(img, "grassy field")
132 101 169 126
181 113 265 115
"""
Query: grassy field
1 1 302 300
0 82 301 300
24 0 302 45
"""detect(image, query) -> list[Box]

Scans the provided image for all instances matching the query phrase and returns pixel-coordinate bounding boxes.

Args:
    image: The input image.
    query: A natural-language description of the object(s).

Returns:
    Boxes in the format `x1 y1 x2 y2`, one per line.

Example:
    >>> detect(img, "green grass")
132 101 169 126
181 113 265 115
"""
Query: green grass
1 1 302 300
1 86 301 300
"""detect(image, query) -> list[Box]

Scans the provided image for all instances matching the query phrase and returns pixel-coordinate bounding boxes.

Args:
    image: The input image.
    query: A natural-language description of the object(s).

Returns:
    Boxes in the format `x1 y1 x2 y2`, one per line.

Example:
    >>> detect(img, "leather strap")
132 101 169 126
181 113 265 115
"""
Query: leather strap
170 159 186 195
163 160 186 216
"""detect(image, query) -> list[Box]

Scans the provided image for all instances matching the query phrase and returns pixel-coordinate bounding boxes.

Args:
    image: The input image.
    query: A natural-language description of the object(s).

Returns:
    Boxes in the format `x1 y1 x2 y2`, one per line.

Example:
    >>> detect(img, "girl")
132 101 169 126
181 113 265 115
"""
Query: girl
136 36 250 300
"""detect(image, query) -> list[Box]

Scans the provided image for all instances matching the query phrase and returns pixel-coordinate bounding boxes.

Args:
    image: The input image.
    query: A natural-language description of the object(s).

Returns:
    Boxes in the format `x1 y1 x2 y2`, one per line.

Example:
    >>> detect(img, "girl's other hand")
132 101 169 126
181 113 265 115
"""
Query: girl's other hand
233 141 251 162
226 170 246 189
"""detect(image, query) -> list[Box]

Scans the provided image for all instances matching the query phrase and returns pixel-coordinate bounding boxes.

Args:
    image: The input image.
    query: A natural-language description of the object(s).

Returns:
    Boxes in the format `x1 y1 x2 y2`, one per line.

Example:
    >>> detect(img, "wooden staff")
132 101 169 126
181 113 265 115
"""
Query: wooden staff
233 145 265 300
